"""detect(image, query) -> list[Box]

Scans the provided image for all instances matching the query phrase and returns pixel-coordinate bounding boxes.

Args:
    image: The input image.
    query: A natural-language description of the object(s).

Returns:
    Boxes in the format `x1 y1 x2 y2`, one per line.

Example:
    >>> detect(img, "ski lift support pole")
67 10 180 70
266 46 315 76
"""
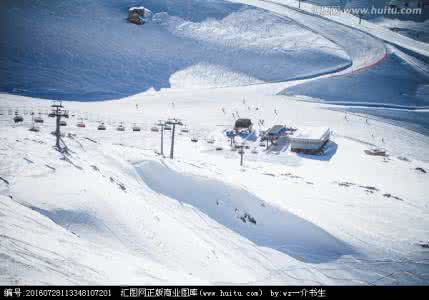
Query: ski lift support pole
166 118 183 159
237 143 245 167
50 101 67 151
157 120 166 156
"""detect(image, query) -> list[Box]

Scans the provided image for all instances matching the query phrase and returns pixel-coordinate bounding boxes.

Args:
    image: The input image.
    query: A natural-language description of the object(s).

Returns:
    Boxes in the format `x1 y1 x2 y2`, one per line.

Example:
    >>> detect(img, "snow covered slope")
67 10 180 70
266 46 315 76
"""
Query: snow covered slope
0 0 349 101
257 0 429 57
230 0 387 72
1 86 429 284
373 18 429 43
226 0 429 133
284 46 429 109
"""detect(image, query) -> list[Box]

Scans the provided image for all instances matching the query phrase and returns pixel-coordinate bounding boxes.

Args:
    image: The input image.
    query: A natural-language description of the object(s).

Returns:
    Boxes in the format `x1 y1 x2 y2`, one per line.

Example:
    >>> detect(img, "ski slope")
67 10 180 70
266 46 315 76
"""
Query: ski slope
284 45 429 109
0 0 350 101
230 0 387 74
1 87 429 285
373 17 429 43
226 0 429 133
259 0 429 57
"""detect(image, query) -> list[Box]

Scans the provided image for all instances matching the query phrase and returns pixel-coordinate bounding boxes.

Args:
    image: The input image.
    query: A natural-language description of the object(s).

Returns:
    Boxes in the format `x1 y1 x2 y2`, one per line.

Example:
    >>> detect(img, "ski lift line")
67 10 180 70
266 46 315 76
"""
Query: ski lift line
5 105 197 136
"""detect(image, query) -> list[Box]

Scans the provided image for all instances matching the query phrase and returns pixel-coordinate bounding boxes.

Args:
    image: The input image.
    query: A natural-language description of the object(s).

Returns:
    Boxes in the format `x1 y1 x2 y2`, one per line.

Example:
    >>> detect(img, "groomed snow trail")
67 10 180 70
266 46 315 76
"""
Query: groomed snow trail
229 0 387 77
230 0 386 73
266 0 429 58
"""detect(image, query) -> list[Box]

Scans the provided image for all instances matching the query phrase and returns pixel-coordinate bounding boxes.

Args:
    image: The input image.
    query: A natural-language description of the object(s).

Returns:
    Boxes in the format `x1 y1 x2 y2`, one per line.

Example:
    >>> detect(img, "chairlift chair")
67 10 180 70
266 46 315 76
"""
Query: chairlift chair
117 123 125 131
59 120 67 126
29 124 40 132
76 120 86 128
151 126 159 132
50 131 65 137
191 137 198 143
132 124 141 132
97 123 107 130
13 115 24 123
34 114 44 123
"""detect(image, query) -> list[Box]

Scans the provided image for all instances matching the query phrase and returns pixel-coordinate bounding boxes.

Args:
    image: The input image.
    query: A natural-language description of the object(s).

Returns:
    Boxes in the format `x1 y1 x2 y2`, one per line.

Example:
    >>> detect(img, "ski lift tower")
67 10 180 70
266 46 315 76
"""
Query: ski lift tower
166 118 183 159
236 143 246 167
50 101 68 151
157 120 166 156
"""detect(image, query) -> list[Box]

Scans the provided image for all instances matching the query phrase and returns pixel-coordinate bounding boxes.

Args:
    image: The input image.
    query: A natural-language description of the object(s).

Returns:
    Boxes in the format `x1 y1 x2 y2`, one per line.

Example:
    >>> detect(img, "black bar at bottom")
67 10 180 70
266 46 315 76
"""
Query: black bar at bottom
0 286 427 299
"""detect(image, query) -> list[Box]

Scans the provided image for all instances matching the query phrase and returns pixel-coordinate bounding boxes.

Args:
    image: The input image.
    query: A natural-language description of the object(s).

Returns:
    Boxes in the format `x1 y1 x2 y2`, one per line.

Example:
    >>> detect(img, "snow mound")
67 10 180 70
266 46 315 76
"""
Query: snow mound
168 63 261 89
152 9 346 55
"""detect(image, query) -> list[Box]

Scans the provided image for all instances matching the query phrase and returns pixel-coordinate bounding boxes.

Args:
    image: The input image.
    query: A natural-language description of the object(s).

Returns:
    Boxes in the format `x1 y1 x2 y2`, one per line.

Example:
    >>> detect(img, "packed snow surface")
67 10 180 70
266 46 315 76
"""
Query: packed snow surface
372 18 429 43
